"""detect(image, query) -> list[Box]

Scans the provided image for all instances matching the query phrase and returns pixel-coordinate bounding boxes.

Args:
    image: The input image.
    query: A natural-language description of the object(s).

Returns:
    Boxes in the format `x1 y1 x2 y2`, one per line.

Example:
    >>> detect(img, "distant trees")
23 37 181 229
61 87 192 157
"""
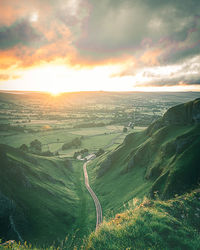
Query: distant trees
0 124 25 132
73 122 105 129
62 137 82 150
73 148 89 159
19 139 42 154
19 139 56 156
0 123 35 133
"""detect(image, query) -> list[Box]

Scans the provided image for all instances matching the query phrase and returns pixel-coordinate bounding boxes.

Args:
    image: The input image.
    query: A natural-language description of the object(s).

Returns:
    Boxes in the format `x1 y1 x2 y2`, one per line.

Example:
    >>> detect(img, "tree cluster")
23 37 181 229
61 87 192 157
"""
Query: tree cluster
62 137 82 150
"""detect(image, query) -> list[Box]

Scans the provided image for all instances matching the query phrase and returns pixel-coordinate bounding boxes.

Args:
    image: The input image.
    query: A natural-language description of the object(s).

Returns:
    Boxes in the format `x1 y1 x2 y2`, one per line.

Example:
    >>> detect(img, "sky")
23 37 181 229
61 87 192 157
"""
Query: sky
0 0 200 93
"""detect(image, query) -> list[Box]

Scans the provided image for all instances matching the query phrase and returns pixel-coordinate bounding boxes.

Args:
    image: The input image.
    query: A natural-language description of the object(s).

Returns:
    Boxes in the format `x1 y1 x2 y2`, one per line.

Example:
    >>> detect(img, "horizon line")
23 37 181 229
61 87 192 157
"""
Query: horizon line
0 89 200 95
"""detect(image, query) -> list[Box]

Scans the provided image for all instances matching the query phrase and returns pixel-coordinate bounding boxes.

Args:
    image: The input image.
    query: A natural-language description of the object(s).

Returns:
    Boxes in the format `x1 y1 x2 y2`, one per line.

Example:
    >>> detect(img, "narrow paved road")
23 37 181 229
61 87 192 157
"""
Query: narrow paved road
83 162 103 230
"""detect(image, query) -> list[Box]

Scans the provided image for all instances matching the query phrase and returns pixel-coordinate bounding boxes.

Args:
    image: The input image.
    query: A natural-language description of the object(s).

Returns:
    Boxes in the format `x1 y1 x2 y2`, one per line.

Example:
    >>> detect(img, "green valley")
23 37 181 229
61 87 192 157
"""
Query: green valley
1 0 200 248
0 92 200 249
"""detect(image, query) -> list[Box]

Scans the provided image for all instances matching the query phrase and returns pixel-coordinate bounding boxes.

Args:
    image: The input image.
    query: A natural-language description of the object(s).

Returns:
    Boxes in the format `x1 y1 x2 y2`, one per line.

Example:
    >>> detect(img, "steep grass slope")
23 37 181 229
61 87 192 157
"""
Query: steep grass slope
88 98 200 215
87 189 200 250
3 190 200 249
0 144 95 246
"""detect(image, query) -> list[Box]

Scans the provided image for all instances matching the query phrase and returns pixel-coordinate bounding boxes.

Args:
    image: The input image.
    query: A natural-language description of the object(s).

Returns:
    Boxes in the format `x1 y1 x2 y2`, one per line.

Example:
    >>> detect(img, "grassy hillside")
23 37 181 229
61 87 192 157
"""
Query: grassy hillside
0 144 95 246
88 98 200 216
87 189 200 250
6 189 200 249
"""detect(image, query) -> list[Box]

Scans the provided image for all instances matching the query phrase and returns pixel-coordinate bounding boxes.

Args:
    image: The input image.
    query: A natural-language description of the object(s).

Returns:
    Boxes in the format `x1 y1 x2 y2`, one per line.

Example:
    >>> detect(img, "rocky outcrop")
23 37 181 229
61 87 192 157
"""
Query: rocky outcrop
147 98 200 136
163 98 200 125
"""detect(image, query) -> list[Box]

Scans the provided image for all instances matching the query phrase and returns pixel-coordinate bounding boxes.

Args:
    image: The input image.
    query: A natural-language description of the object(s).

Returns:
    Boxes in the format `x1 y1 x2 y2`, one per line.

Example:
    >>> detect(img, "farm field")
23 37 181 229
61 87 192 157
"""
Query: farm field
1 91 198 159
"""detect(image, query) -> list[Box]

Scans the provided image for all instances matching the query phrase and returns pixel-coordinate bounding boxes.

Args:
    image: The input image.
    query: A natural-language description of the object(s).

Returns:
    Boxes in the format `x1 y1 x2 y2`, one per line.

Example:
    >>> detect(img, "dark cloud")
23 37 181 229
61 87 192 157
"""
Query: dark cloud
159 16 200 64
0 0 200 89
145 76 200 87
0 20 43 50
1 0 200 65
138 56 200 87
75 0 200 64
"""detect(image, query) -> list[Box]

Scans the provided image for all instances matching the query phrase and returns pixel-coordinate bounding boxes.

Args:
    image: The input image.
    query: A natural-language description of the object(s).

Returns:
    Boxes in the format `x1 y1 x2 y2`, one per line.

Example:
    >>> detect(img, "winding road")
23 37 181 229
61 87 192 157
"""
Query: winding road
83 161 103 230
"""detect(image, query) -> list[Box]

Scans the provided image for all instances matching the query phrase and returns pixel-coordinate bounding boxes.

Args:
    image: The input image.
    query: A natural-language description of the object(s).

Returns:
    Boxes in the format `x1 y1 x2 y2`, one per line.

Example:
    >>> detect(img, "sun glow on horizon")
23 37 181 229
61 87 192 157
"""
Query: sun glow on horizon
1 64 135 93
1 63 200 93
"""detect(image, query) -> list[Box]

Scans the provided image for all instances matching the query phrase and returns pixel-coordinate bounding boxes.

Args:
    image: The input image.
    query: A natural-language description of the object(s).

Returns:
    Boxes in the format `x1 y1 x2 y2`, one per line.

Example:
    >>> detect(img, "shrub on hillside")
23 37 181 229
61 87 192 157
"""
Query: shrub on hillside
123 127 128 132
30 139 42 152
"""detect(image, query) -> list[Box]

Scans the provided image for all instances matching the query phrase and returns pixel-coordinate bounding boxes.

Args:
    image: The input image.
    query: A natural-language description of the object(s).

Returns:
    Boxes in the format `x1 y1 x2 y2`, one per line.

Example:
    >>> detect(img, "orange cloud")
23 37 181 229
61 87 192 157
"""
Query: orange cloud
0 48 21 69
0 36 135 72
140 49 162 66
0 20 77 70
0 1 164 74
69 52 136 69
0 1 144 72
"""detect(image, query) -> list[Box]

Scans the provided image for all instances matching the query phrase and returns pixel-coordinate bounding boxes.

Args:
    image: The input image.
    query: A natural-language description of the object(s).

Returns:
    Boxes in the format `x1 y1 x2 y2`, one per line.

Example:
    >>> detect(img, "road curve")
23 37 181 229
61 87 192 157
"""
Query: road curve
83 161 103 230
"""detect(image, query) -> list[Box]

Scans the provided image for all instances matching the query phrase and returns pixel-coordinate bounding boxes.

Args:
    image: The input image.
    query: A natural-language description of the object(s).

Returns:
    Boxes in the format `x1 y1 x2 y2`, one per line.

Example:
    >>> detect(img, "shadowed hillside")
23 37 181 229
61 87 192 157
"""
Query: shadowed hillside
0 144 89 246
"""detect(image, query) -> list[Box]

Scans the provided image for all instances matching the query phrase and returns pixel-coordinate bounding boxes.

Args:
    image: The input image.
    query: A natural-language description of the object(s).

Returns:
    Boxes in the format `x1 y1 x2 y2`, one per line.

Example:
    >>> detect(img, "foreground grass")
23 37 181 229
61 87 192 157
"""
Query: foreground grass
87 189 200 250
2 189 200 249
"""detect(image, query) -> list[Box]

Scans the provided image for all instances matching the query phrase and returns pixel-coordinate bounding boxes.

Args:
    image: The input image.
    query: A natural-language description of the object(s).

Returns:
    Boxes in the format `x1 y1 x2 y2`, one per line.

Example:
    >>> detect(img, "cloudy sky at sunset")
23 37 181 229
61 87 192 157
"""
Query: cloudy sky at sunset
0 0 200 93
